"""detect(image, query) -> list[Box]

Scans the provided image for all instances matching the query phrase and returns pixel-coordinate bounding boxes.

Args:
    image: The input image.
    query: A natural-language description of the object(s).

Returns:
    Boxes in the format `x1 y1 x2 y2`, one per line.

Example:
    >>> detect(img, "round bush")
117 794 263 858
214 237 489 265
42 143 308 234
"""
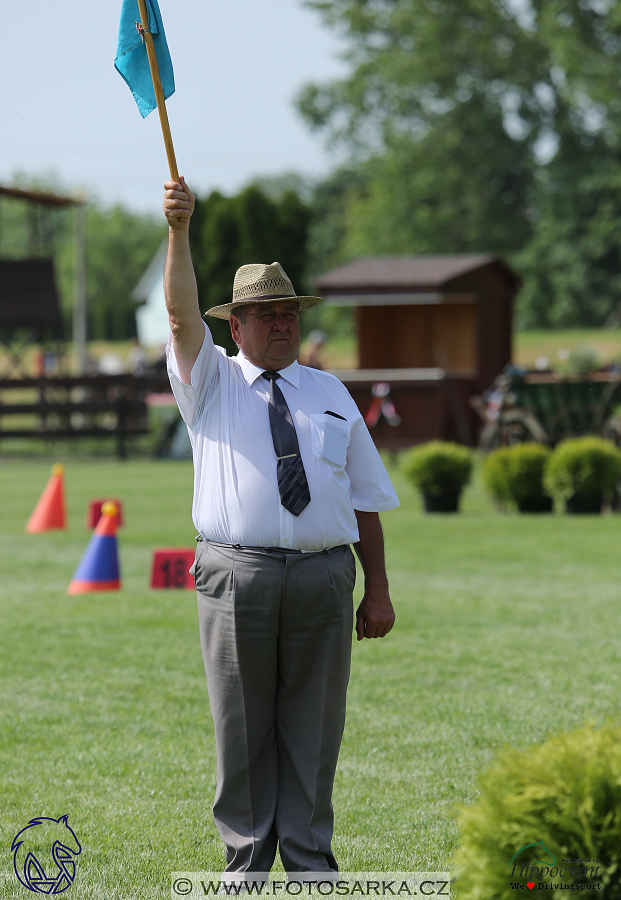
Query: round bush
483 443 552 510
453 724 621 898
401 441 473 496
482 447 512 506
544 437 621 501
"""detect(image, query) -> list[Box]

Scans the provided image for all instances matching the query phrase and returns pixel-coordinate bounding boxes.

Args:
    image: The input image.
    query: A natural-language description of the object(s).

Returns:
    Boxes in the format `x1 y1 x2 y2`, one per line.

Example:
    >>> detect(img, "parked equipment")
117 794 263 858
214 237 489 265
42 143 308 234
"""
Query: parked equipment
472 368 621 451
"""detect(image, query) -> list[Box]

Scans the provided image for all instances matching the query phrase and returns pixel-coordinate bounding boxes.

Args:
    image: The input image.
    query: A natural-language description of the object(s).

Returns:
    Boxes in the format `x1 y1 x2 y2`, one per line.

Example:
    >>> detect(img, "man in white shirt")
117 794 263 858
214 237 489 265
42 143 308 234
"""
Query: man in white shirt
163 177 399 881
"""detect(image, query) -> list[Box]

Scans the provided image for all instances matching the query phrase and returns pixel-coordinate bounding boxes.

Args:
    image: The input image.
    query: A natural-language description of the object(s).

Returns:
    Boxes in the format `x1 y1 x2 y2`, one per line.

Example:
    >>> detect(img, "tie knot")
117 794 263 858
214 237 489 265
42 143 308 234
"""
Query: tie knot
262 370 280 381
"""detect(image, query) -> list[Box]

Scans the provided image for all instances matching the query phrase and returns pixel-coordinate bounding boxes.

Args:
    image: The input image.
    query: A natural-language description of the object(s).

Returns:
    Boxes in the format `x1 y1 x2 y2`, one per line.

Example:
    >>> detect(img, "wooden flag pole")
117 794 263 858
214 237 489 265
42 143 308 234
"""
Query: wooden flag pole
136 0 179 181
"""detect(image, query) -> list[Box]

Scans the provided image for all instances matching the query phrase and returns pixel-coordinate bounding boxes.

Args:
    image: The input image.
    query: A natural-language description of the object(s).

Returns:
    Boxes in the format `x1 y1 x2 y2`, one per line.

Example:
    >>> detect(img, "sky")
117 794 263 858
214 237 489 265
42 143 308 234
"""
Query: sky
1 0 347 215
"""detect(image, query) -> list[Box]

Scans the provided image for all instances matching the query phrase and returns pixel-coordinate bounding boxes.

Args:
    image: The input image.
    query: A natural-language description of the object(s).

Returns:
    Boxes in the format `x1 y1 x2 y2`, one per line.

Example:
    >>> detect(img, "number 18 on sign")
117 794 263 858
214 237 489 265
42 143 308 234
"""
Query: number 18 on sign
150 548 195 589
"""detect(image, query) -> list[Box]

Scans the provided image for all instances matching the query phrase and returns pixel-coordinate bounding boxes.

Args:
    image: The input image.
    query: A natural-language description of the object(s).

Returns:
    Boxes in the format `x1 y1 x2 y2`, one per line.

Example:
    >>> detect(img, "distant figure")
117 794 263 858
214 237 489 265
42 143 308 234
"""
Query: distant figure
300 329 327 369
35 350 60 377
126 337 147 376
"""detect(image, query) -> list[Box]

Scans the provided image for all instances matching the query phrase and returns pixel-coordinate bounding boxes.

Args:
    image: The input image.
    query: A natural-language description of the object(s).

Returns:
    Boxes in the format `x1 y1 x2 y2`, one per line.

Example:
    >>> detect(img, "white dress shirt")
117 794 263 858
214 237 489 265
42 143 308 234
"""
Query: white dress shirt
166 322 399 550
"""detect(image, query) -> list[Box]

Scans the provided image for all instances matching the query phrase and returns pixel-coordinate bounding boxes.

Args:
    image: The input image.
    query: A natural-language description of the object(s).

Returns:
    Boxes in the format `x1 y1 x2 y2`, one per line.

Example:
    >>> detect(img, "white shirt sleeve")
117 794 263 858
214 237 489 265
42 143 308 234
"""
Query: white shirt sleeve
345 415 400 512
166 321 219 429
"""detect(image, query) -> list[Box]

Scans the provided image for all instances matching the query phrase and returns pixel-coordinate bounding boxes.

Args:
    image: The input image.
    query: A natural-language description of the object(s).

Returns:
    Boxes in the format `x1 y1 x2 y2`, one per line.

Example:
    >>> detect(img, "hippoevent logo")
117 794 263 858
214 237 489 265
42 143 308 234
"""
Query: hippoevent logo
508 840 602 891
510 841 557 876
12 815 81 894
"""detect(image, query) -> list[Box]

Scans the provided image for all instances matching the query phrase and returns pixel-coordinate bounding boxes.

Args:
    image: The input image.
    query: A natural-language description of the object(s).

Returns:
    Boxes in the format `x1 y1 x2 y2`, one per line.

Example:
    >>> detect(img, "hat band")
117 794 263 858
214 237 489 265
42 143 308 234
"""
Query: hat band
231 293 298 306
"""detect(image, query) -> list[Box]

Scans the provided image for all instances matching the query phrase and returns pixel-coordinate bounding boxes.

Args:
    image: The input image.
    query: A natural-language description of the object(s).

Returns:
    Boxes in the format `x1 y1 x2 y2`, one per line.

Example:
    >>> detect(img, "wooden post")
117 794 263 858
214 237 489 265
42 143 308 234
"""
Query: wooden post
73 203 87 376
136 0 179 181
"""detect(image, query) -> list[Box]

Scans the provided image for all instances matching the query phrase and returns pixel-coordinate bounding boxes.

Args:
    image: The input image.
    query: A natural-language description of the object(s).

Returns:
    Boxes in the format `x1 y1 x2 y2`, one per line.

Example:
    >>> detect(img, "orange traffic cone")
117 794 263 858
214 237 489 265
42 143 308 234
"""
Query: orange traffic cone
25 463 67 533
68 501 121 595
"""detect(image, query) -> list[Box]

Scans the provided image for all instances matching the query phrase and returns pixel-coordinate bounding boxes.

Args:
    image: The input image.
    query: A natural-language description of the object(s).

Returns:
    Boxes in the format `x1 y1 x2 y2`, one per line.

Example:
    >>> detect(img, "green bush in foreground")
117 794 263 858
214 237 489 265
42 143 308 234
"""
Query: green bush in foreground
544 436 621 502
401 441 473 496
453 724 621 899
483 443 552 511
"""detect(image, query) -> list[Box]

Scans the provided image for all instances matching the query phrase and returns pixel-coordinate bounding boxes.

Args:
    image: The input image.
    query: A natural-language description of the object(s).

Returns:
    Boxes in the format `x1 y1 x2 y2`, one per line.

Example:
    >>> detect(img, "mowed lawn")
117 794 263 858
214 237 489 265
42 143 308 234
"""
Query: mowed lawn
1 457 621 898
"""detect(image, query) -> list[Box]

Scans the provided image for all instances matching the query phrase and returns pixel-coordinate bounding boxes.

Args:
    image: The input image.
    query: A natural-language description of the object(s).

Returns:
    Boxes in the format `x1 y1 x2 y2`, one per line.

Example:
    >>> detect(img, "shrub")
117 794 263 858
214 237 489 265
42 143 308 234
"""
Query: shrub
401 441 473 496
544 437 621 502
453 724 621 899
483 444 552 510
482 447 512 506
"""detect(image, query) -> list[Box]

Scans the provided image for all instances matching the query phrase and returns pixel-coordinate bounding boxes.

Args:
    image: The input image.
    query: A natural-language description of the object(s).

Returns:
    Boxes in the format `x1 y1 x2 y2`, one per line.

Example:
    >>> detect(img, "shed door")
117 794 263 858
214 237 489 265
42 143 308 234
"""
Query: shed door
431 303 477 373
357 303 477 373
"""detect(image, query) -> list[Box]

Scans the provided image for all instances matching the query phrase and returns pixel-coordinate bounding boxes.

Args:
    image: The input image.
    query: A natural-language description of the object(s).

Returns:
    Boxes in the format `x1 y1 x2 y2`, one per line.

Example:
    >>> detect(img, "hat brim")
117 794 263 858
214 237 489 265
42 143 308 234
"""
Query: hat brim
205 295 323 320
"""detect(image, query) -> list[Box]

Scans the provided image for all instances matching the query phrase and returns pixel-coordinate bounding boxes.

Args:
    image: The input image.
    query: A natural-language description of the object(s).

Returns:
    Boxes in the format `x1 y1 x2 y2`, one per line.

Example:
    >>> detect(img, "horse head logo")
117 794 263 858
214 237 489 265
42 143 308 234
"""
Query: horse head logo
510 839 556 870
12 815 81 894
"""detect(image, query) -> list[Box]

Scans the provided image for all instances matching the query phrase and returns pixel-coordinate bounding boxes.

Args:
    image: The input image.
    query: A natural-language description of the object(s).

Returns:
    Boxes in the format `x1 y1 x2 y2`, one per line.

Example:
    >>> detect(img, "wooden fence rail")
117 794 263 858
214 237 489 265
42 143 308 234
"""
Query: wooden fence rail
0 374 172 458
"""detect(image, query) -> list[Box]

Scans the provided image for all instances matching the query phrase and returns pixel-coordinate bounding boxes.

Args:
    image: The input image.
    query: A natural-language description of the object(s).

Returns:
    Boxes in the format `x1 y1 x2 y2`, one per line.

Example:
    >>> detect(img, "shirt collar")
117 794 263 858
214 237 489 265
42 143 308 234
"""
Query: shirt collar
236 350 301 390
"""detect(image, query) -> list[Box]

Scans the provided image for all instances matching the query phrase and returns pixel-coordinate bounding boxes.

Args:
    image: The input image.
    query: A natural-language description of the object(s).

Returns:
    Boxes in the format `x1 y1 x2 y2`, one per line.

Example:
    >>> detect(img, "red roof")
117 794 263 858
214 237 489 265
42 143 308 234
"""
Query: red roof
315 255 519 292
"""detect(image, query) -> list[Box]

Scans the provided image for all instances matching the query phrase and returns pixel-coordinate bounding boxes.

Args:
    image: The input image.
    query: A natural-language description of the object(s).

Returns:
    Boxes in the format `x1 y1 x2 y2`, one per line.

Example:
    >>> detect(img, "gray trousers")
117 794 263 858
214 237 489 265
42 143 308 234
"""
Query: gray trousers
194 540 356 875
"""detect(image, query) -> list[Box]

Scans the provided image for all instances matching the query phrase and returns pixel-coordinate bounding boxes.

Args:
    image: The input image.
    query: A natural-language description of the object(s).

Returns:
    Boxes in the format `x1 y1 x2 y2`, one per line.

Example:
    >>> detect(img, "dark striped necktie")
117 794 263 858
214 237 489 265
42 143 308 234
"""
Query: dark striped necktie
261 370 311 517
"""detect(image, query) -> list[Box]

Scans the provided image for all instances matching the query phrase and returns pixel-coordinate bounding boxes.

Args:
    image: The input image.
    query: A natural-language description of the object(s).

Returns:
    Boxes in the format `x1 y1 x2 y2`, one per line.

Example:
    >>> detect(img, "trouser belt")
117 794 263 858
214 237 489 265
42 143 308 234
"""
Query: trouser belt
197 537 342 555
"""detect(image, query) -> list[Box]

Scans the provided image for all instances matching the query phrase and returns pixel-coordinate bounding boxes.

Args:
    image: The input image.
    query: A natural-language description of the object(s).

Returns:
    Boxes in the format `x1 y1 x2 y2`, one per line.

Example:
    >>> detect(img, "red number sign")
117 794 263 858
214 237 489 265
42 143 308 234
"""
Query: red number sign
150 548 196 589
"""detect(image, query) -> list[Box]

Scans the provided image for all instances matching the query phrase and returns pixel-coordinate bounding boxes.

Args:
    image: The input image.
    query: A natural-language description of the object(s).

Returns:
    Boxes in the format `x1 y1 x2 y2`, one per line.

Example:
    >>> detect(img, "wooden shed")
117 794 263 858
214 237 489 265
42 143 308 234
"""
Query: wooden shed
0 259 64 335
0 185 78 377
315 255 519 447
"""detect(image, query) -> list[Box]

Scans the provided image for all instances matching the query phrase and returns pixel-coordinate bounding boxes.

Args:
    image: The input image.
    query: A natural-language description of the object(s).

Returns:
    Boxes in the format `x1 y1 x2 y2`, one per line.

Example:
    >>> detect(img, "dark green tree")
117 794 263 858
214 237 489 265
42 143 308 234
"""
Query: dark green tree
306 167 367 277
516 149 621 327
189 185 311 353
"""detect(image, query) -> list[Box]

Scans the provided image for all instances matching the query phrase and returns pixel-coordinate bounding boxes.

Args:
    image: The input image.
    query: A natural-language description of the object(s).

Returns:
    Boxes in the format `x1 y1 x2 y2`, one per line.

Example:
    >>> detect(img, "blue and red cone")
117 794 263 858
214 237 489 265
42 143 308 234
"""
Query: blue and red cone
68 501 121 594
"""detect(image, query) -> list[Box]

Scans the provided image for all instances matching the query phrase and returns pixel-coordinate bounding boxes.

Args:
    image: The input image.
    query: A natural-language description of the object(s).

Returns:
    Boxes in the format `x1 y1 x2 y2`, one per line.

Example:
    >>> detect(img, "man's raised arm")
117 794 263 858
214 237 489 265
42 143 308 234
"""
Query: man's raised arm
162 177 204 385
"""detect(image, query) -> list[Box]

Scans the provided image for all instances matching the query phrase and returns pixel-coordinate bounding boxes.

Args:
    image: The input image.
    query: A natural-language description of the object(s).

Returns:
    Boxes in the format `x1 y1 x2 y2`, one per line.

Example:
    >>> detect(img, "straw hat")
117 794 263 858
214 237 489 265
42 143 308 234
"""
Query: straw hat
205 262 323 320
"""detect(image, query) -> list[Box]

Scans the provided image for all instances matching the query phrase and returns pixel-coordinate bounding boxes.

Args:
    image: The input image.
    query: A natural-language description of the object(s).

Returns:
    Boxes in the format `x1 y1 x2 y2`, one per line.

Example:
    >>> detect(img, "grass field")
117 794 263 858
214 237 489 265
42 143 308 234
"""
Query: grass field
2 457 621 898
513 328 621 369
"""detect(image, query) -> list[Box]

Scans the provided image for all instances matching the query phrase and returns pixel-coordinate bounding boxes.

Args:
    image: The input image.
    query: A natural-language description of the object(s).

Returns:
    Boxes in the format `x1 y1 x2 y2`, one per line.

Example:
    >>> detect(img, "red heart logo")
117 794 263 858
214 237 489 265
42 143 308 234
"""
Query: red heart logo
527 884 535 890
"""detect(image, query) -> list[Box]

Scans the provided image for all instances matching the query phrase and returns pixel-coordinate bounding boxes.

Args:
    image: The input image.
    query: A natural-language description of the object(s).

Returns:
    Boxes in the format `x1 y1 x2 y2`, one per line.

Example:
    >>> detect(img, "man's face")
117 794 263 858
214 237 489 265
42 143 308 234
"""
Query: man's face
230 301 300 370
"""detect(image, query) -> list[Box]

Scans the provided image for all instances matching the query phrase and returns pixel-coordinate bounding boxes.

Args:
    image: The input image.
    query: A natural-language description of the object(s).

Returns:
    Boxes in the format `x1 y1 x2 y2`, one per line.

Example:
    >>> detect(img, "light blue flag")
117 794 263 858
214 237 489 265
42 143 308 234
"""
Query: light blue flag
114 0 175 118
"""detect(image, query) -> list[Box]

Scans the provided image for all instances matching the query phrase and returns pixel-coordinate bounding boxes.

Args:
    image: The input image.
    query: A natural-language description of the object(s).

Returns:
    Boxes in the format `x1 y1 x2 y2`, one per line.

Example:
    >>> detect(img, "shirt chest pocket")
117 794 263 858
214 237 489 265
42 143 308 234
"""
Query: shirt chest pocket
310 414 350 468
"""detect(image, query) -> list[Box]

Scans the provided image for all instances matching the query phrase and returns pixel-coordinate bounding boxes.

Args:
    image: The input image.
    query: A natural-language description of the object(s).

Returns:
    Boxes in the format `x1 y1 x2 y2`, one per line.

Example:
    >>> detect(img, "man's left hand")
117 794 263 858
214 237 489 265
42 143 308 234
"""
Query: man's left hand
355 588 395 640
